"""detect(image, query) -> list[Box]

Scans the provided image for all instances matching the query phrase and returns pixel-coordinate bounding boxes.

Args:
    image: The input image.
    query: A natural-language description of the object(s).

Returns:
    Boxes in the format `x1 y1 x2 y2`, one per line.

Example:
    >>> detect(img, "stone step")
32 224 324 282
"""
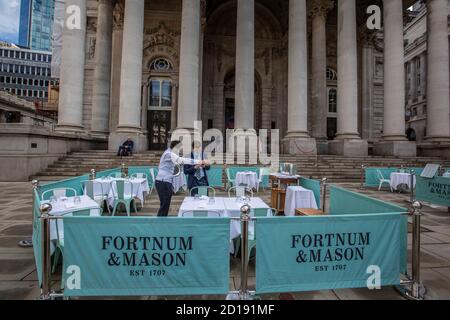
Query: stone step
31 149 450 182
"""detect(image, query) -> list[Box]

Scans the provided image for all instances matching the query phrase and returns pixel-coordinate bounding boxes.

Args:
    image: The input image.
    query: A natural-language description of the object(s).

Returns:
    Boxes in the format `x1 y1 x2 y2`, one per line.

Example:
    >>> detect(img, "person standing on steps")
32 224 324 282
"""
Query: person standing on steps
155 140 209 217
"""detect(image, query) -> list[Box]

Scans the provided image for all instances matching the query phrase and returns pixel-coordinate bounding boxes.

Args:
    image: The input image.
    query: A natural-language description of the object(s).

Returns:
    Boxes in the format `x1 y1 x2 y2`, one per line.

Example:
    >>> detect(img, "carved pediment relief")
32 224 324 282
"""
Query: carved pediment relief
144 22 180 51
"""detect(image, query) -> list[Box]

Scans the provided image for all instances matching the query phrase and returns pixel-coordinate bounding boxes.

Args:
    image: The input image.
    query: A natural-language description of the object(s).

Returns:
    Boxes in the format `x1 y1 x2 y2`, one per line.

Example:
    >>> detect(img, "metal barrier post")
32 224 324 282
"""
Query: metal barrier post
321 178 328 213
89 169 96 180
398 201 426 300
360 165 365 189
21 180 40 248
410 201 425 299
121 163 126 178
239 204 251 300
410 170 416 204
39 203 53 300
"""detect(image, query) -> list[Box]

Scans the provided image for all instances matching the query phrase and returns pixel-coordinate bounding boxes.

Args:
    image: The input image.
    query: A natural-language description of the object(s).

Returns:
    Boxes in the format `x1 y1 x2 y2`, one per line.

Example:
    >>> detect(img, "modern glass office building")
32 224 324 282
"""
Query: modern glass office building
18 0 55 52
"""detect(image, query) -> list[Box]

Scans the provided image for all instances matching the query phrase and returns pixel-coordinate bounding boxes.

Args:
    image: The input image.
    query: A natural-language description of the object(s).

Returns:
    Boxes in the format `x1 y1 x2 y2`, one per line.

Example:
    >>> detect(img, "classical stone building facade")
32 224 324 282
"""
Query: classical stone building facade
55 0 450 157
404 1 450 147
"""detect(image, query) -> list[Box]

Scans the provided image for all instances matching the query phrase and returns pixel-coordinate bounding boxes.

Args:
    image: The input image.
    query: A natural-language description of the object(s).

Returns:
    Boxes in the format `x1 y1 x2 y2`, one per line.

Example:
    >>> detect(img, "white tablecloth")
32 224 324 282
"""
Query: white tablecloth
235 172 258 190
173 174 187 193
390 172 416 190
443 172 450 178
284 186 318 217
90 178 115 195
178 197 271 252
43 195 101 241
106 178 149 206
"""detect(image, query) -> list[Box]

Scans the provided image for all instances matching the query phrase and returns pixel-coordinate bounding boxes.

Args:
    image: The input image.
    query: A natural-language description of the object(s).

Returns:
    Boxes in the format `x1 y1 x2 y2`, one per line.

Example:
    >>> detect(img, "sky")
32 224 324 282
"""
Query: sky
0 0 21 44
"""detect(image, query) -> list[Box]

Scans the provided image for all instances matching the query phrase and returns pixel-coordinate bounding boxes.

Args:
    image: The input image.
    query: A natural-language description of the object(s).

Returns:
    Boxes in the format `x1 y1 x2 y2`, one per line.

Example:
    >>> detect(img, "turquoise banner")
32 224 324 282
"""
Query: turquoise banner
299 177 321 208
416 176 450 207
256 214 404 294
62 217 230 297
329 186 408 273
329 186 407 215
32 190 43 287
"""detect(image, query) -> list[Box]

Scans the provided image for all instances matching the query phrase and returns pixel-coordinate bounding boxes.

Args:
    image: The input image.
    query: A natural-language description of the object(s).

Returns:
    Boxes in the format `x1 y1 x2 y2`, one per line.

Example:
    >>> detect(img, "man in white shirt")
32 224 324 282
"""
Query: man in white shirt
155 140 208 216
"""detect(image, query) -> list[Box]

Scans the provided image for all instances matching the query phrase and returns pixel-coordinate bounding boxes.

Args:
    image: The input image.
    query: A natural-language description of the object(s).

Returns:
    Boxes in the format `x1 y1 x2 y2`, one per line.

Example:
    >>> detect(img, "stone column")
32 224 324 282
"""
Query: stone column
171 81 179 132
57 0 87 132
141 82 149 132
426 0 450 141
177 0 201 130
409 60 416 102
374 0 416 156
329 0 367 156
282 0 317 155
91 0 113 136
112 0 146 151
420 52 426 98
235 0 255 130
108 0 124 136
309 0 333 154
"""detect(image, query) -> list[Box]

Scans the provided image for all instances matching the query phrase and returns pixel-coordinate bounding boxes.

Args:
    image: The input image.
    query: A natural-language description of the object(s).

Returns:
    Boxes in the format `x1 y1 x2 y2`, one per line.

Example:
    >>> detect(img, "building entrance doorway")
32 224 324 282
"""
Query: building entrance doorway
148 110 171 151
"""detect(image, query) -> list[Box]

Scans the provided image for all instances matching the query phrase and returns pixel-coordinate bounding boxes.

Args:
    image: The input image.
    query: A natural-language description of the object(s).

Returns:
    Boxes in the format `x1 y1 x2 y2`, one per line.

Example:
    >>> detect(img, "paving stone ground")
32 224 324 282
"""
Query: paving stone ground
1 181 450 300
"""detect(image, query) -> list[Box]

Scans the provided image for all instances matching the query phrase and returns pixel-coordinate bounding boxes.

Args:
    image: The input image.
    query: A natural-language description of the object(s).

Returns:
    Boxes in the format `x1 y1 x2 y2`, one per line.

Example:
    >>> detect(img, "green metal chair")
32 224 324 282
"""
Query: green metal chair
234 208 268 259
109 172 122 179
148 168 156 195
256 167 270 192
228 186 253 198
111 180 137 216
225 168 235 191
181 210 221 217
190 186 216 197
41 188 77 201
253 208 269 217
131 172 148 180
82 180 107 215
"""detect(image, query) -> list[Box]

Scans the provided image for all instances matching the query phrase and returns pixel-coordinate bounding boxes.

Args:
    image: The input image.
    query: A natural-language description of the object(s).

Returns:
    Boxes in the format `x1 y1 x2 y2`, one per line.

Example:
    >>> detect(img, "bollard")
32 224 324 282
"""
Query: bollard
89 169 96 180
239 204 252 300
398 201 425 300
121 163 129 178
360 165 365 190
39 203 53 300
321 177 328 213
20 180 40 248
410 201 424 299
410 170 416 204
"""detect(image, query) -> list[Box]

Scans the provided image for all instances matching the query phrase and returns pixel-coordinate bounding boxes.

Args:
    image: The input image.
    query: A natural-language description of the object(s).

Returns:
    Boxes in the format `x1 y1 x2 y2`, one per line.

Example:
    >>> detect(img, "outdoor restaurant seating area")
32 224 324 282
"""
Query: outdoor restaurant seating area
28 162 450 300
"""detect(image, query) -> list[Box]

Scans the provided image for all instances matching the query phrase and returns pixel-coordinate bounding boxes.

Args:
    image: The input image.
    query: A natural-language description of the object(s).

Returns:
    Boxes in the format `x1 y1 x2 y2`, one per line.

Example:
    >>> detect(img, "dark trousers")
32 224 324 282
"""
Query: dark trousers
155 180 173 217
117 146 132 156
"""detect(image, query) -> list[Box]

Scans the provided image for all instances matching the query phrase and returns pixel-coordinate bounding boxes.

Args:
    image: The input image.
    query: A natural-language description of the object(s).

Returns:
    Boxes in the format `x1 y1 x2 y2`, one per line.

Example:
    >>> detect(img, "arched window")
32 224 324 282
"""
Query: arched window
326 68 337 81
150 58 172 71
149 79 172 108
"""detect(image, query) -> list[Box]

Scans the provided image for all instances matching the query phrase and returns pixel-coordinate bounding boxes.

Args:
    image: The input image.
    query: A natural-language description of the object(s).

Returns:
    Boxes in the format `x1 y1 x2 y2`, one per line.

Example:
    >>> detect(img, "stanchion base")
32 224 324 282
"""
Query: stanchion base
395 283 426 300
226 291 258 301
38 291 65 300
